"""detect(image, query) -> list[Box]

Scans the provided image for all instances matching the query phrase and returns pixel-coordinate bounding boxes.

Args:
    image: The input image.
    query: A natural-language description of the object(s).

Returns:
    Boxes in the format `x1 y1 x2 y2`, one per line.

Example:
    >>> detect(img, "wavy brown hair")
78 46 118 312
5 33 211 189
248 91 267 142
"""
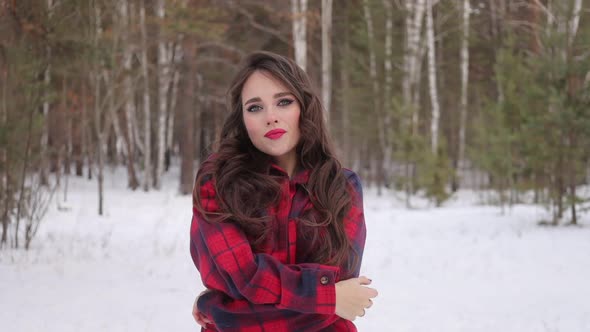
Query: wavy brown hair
193 51 357 272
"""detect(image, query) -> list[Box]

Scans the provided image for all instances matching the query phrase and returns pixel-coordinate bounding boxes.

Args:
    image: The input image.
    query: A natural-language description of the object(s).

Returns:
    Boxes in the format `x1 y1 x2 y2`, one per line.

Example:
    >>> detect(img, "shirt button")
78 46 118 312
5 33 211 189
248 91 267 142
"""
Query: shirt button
320 276 329 285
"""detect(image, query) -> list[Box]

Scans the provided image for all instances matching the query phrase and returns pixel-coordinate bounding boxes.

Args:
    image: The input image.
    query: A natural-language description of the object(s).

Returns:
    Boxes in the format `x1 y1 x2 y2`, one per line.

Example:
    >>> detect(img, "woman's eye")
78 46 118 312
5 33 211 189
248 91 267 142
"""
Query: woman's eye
278 99 293 106
247 105 262 112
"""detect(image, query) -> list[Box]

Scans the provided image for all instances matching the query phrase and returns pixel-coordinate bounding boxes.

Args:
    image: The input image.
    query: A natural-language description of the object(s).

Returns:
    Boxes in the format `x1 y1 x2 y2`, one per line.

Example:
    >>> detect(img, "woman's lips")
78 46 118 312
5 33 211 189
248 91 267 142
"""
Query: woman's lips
264 129 286 140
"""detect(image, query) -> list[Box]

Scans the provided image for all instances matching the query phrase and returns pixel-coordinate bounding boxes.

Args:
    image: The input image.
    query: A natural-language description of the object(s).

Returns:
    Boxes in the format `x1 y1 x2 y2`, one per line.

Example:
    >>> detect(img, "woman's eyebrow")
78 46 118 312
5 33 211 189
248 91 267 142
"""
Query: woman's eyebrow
274 92 292 98
243 97 261 106
243 92 292 106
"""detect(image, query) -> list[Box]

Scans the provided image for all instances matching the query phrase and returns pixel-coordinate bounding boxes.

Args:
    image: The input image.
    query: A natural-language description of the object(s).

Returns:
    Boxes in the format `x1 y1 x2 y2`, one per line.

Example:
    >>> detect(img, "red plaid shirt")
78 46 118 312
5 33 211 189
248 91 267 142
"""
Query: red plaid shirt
190 164 366 332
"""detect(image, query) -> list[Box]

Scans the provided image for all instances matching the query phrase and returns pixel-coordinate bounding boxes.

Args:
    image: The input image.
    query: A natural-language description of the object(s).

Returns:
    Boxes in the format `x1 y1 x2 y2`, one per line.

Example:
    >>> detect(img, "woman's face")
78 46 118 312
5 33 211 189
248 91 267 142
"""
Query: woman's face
241 70 301 164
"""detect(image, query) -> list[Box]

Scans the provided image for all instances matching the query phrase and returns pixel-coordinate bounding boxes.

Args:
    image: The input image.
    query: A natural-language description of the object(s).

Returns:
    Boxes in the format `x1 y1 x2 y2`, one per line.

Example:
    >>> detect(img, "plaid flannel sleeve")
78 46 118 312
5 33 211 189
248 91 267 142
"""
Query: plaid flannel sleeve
343 169 367 279
190 179 340 315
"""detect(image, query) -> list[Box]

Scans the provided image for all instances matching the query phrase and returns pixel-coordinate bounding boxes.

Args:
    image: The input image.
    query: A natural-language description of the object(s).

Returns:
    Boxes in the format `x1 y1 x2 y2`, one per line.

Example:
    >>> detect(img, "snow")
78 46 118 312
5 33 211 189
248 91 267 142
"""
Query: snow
1 166 589 332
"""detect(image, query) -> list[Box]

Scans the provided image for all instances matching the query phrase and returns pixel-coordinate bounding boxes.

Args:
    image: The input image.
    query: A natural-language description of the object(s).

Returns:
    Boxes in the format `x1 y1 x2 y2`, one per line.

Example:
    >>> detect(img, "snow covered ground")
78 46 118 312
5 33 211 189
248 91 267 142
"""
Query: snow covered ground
1 166 589 332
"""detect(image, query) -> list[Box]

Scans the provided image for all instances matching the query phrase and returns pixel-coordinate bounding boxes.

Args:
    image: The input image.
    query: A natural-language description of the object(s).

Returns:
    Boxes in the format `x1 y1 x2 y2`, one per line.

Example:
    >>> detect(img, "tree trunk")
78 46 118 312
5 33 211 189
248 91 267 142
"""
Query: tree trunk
291 0 308 71
154 0 171 189
1 61 8 247
40 0 53 186
568 131 578 225
457 0 470 186
488 0 504 39
92 5 103 214
362 0 383 194
61 79 71 204
120 0 139 190
339 17 351 168
567 0 582 224
51 78 66 187
403 0 426 207
554 138 565 224
103 70 127 165
14 84 37 248
321 0 332 121
140 0 151 192
73 87 83 176
568 0 582 49
382 0 394 186
426 0 440 154
80 78 87 179
407 0 426 121
166 42 183 172
179 39 197 195
64 86 72 177
95 71 105 216
412 37 427 133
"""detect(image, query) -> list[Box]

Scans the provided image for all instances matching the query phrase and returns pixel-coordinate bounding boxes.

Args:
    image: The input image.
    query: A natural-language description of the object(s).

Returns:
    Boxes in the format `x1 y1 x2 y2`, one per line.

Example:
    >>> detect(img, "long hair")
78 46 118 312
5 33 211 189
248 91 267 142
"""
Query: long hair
193 51 357 271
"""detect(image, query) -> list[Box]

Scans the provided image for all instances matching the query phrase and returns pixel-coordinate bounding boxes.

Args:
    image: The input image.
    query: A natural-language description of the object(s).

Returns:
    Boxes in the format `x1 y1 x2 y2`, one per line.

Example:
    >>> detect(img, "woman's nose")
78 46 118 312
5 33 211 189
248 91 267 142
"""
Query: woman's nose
266 108 279 125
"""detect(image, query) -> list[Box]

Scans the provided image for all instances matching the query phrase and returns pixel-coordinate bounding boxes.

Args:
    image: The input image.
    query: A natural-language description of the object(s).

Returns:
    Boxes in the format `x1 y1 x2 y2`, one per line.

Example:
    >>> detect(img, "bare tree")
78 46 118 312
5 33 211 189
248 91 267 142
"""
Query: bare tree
139 0 151 192
405 0 427 133
179 39 197 195
291 0 308 70
426 0 440 154
568 0 582 50
24 176 53 250
14 78 40 248
382 0 394 185
339 2 352 168
39 0 54 186
402 0 426 206
154 0 172 189
362 0 383 191
119 0 140 190
93 4 107 216
458 0 470 178
1 50 8 247
167 42 182 172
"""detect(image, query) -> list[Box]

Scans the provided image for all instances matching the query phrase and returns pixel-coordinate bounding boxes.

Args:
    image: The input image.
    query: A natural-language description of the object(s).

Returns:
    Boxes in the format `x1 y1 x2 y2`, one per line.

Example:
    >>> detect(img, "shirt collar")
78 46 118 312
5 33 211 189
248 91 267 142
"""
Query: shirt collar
269 163 310 185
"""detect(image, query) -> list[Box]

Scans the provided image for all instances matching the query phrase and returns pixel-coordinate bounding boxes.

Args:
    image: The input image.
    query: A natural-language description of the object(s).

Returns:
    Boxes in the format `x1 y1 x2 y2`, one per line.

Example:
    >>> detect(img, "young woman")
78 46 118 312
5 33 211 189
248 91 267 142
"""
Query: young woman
190 51 377 331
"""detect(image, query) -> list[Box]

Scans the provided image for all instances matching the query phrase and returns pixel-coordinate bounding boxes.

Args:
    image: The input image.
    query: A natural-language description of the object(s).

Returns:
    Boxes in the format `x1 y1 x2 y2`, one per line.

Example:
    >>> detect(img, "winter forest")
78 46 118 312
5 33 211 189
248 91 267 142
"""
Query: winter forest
2 0 590 331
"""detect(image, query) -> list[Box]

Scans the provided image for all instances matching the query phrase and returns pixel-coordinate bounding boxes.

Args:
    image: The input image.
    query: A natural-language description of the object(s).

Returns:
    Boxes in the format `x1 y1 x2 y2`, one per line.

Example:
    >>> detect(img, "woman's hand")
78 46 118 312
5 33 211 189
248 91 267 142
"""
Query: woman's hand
192 290 213 328
335 276 378 321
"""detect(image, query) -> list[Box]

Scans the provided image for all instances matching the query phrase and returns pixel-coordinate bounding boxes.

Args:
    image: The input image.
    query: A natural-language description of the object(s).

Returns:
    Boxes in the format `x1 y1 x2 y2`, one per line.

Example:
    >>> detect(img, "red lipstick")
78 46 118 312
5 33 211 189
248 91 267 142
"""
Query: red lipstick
264 129 286 140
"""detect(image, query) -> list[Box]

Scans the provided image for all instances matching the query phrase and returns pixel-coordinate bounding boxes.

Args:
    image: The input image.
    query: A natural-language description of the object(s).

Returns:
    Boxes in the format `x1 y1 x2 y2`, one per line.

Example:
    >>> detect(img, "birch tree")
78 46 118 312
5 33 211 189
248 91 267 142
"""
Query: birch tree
139 0 151 192
567 0 582 50
402 0 426 206
119 0 139 190
362 0 380 187
167 42 182 172
40 0 54 186
564 0 583 224
339 2 352 168
93 4 107 215
179 39 196 195
458 0 470 173
404 0 426 128
154 0 172 189
1 45 7 246
291 0 308 71
426 0 441 154
382 0 394 183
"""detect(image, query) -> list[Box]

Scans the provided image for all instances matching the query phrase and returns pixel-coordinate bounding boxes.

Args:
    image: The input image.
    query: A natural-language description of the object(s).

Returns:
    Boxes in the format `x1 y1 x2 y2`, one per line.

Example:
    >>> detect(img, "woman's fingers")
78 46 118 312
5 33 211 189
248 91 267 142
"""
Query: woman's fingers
335 277 379 321
358 277 378 298
193 291 213 327
193 310 212 327
367 287 378 298
358 276 372 285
